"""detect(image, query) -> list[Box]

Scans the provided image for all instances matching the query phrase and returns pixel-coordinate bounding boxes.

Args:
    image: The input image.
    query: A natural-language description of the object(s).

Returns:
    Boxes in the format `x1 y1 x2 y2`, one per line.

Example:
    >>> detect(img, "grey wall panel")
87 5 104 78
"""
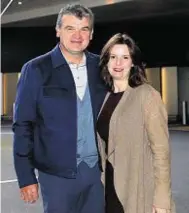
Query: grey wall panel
178 67 189 121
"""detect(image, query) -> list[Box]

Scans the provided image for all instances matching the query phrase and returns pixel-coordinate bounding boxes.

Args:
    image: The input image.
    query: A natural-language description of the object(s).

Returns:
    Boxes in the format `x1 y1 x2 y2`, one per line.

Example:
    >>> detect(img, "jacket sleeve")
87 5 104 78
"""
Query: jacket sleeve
13 62 38 188
144 89 171 209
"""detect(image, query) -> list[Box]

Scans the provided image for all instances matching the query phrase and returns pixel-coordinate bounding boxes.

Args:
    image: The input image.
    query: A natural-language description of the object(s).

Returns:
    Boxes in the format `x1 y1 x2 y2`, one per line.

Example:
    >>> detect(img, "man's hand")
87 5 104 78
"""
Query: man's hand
20 184 39 203
152 206 171 213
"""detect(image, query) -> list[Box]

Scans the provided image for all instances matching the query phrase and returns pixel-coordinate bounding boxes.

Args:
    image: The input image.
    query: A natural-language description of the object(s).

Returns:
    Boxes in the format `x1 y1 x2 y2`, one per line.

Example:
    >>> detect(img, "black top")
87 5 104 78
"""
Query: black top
96 91 124 153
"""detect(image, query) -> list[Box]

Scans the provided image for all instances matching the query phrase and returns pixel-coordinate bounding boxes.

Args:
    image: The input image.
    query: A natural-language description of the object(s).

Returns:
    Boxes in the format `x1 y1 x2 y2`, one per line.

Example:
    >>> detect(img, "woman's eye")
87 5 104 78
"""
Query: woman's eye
110 56 116 59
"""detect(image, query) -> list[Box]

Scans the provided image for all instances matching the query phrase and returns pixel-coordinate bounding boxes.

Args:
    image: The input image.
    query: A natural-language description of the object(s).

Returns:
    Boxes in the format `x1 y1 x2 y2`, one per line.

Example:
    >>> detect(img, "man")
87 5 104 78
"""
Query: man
13 4 106 213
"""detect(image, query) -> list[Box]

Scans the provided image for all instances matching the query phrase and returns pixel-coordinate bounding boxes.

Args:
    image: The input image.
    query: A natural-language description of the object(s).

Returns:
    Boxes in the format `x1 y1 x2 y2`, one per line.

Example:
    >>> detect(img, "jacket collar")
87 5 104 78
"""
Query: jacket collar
51 43 95 68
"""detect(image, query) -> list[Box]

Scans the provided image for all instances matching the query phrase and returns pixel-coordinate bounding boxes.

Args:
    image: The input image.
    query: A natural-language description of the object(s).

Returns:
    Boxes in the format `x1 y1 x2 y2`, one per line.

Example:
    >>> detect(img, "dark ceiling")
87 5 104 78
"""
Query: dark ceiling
1 0 189 27
1 0 65 14
2 0 189 71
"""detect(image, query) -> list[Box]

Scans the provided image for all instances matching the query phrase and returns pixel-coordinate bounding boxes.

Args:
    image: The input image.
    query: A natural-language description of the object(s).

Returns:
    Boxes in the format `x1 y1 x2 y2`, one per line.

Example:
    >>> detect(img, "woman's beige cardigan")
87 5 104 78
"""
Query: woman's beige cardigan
97 84 176 213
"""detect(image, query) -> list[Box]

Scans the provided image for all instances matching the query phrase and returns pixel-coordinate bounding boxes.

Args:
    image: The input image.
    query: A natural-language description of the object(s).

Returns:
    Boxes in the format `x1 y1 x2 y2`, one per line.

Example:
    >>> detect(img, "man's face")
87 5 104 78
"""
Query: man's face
56 14 93 55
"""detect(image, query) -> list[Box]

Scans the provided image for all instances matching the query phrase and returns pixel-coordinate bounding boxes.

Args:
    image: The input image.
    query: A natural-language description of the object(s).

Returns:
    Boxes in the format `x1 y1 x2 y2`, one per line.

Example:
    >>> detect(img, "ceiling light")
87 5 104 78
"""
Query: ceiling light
18 1 22 5
106 0 114 4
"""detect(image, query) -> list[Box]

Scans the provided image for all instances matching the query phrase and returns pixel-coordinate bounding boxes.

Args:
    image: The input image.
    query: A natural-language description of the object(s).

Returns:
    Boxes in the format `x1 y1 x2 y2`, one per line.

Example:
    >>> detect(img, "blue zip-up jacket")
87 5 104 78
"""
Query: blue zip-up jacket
13 45 107 188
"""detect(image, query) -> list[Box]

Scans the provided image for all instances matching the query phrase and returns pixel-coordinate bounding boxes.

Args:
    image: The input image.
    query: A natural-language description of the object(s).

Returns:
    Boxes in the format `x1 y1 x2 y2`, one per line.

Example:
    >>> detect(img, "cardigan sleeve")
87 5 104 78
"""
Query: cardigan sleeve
144 89 171 210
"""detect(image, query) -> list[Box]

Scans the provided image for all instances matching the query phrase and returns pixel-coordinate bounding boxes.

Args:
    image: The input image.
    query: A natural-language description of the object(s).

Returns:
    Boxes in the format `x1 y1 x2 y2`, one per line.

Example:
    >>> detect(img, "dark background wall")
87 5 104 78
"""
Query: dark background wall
2 14 189 73
2 28 56 73
91 14 189 67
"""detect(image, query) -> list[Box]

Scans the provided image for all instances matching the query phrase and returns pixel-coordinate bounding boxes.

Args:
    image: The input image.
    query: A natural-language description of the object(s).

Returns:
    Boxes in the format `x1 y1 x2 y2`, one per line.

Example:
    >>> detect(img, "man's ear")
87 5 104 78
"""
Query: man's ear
56 27 60 38
90 29 94 40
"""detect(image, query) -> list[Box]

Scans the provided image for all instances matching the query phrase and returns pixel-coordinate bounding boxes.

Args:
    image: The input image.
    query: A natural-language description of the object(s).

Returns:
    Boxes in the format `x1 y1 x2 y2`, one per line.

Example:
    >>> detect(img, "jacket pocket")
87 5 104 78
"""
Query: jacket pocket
43 86 68 98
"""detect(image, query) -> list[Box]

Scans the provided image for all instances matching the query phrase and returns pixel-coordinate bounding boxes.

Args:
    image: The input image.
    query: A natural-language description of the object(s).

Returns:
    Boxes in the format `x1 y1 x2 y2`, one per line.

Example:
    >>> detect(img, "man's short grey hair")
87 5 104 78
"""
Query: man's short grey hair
56 4 94 30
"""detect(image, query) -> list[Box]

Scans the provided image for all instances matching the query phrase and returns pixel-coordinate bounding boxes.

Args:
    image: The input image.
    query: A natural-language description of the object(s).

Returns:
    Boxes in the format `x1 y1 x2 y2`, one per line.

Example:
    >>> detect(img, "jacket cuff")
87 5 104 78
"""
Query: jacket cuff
18 173 38 188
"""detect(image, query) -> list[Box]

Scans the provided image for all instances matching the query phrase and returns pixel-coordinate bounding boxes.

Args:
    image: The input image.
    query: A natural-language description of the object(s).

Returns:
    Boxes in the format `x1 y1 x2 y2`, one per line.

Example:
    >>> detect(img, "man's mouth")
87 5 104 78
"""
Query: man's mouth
71 40 82 44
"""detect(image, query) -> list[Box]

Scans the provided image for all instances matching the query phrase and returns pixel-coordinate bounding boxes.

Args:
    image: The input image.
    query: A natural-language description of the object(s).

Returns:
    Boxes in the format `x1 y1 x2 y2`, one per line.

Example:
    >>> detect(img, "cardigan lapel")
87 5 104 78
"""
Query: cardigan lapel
97 92 111 120
108 86 132 157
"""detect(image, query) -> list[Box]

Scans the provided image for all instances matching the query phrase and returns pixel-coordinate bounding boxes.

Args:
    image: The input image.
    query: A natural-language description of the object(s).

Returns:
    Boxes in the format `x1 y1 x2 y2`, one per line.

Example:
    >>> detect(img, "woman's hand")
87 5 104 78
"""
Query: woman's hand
152 206 171 213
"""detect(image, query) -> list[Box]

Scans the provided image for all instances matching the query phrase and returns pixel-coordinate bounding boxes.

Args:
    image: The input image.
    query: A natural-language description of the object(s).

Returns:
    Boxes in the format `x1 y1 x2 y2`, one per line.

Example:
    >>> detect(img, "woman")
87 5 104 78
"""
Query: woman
96 33 176 213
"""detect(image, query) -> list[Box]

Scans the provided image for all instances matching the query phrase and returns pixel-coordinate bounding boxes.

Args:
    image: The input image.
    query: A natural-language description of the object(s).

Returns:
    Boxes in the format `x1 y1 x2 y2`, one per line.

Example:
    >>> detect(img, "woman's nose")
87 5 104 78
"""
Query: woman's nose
115 58 122 66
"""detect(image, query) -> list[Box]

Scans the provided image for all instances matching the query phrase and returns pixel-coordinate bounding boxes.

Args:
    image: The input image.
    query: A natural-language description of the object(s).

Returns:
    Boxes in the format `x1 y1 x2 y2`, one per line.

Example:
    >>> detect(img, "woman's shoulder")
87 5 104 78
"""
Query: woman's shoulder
136 83 157 92
133 83 162 105
135 83 160 97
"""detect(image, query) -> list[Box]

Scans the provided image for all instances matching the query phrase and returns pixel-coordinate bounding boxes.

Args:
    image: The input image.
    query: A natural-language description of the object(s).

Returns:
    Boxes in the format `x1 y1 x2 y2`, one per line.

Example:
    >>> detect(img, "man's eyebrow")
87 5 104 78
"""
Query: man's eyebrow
63 25 90 30
64 25 74 28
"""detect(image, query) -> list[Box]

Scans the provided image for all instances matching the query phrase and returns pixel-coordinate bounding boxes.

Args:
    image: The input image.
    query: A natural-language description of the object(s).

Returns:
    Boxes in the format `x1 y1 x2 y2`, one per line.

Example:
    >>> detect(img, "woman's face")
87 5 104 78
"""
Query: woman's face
107 44 133 81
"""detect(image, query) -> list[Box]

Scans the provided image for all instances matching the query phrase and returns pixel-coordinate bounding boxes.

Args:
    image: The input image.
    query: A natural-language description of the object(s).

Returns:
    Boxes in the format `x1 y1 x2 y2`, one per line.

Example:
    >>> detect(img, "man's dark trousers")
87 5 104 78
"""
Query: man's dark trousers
38 162 104 213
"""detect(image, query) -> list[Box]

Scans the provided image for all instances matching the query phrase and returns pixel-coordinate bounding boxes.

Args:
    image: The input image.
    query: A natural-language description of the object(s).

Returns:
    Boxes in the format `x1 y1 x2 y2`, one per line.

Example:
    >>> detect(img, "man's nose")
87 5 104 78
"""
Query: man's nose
73 30 81 38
